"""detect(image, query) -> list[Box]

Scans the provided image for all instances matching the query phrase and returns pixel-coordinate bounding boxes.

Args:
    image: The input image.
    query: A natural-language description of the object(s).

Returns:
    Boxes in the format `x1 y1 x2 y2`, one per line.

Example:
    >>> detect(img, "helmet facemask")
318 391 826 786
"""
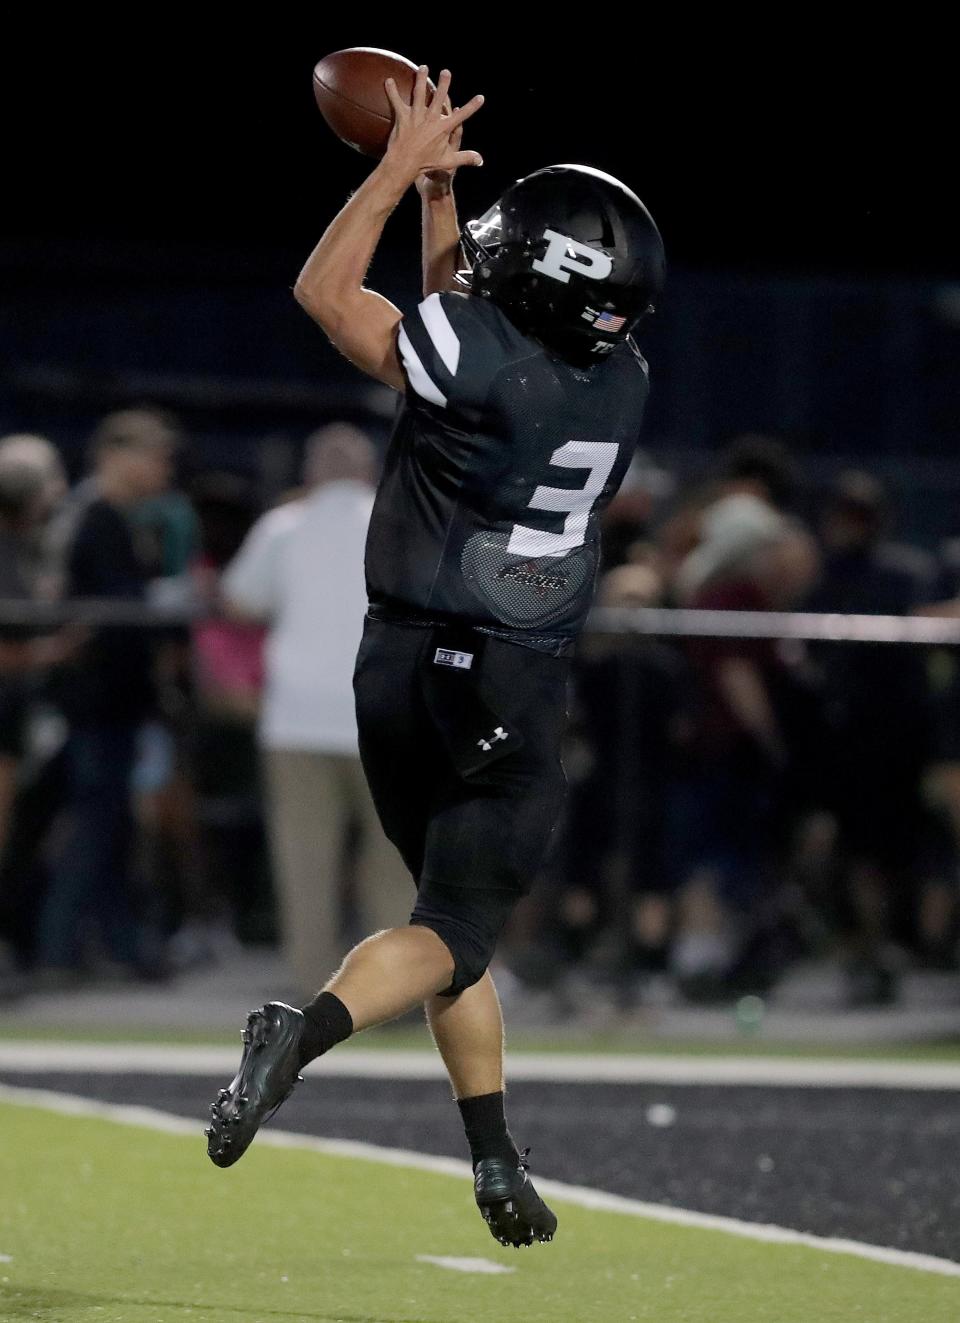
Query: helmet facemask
454 203 506 292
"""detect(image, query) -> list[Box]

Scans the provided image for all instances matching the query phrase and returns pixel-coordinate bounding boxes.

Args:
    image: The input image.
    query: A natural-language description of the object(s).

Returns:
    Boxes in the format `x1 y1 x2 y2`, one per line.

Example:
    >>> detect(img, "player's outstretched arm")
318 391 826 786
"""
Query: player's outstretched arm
417 98 466 298
294 67 483 390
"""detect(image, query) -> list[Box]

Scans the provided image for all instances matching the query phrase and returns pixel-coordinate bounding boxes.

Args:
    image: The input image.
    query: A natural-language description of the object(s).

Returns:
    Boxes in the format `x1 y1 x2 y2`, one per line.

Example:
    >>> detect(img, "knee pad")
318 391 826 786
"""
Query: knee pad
409 878 517 996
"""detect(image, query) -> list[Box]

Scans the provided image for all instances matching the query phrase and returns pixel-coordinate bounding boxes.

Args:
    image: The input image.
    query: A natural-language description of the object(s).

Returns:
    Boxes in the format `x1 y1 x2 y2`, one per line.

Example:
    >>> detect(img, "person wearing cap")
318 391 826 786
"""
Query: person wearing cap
34 408 176 980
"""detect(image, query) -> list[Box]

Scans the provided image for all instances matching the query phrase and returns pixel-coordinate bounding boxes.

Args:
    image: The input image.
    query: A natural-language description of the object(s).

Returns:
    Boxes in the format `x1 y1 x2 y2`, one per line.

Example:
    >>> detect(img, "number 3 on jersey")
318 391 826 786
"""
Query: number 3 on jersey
507 441 620 559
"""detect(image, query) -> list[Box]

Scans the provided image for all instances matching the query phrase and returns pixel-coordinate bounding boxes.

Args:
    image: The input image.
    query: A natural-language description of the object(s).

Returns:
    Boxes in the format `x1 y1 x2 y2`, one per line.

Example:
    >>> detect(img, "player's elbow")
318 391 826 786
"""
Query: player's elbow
293 279 342 334
292 276 318 309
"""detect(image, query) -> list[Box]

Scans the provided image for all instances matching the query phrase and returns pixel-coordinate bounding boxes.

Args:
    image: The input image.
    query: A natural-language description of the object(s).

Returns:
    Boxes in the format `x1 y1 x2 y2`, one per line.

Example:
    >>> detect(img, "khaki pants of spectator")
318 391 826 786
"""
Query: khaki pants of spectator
264 748 413 998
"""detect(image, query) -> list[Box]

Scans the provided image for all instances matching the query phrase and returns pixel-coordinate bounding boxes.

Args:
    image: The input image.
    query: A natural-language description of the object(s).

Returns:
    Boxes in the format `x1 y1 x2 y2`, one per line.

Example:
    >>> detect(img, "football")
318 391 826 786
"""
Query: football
312 47 433 158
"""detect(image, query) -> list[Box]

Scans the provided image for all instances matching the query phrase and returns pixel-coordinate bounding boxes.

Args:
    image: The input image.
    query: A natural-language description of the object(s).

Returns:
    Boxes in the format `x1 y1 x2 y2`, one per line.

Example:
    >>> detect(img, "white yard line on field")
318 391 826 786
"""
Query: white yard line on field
416 1255 515 1274
1 1041 960 1089
1 1081 959 1280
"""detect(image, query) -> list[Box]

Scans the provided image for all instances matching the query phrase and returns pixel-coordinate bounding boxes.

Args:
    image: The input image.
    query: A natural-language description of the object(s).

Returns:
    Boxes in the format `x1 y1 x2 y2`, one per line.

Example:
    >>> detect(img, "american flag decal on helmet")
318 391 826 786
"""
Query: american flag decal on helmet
594 310 626 332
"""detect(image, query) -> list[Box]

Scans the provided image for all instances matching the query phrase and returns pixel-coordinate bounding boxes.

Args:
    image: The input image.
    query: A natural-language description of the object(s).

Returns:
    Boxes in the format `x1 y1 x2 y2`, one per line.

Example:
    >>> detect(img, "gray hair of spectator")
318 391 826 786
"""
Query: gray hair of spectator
303 423 377 488
0 433 66 520
90 407 181 458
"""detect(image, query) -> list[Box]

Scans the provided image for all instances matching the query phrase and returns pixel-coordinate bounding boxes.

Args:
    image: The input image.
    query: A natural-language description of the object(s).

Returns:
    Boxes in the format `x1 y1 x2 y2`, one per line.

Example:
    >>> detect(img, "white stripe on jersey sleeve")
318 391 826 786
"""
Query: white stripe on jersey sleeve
419 293 461 376
398 325 448 408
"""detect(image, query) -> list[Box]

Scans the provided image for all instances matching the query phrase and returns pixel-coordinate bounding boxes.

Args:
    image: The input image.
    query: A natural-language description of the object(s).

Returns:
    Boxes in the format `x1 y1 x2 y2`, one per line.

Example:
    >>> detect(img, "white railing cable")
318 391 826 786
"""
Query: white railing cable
3 598 960 644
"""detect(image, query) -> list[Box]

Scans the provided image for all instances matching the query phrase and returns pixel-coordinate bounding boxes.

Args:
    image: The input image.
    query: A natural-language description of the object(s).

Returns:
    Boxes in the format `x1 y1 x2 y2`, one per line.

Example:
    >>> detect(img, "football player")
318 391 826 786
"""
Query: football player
206 66 664 1248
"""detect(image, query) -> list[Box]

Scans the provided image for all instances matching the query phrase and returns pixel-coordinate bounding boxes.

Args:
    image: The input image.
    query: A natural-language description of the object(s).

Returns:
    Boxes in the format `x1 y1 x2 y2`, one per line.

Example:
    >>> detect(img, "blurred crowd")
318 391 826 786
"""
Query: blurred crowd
2 415 960 1011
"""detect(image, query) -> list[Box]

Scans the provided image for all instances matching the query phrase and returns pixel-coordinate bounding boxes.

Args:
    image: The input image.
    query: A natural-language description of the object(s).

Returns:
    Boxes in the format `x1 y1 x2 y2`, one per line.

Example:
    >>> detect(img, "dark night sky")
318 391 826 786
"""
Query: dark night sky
3 23 955 277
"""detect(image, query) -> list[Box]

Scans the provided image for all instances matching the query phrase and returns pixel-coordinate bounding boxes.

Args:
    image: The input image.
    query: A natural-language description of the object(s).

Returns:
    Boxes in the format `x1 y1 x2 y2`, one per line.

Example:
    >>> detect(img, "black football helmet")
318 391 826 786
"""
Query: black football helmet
458 164 665 364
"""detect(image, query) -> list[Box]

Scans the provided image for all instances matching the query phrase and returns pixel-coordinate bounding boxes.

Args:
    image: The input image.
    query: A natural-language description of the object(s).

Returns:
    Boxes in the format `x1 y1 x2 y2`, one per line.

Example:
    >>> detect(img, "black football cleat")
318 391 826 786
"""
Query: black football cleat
474 1149 558 1248
205 1001 304 1168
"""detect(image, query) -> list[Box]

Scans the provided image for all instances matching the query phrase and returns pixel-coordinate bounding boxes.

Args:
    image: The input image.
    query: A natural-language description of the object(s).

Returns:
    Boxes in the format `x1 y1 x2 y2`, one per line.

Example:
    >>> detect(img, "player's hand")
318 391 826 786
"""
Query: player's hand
383 67 483 187
415 99 463 201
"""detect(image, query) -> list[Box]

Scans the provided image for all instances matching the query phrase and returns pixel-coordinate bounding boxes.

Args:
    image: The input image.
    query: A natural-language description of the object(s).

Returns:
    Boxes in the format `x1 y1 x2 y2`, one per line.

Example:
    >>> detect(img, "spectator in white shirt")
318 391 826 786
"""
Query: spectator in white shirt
222 424 409 996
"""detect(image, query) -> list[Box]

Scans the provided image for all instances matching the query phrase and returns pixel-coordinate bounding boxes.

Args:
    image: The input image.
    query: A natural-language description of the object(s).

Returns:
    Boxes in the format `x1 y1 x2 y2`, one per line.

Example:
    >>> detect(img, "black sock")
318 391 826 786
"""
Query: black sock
298 991 353 1067
457 1091 520 1169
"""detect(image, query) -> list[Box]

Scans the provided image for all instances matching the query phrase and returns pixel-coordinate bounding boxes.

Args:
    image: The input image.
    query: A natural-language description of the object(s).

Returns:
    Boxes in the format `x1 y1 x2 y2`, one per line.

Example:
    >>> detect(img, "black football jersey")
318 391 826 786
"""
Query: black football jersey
364 291 650 653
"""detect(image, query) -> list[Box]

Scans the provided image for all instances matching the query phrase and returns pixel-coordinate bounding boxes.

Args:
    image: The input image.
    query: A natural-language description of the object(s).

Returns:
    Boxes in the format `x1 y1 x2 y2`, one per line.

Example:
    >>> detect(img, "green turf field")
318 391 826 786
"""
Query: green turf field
0 1100 957 1322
